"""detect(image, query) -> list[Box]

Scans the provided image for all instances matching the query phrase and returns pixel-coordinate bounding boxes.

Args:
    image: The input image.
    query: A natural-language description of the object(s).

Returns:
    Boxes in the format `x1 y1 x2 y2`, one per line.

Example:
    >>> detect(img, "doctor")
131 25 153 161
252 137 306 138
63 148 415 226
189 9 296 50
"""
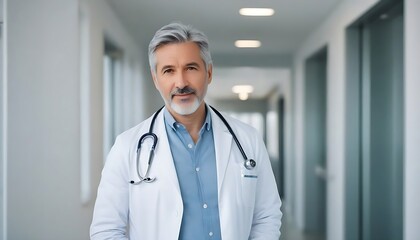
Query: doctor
90 22 282 240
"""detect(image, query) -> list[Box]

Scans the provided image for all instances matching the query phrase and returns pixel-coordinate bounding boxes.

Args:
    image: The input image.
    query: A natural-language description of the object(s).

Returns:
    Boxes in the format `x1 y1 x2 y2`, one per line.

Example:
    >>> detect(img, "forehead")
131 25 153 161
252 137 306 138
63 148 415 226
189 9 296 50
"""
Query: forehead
154 42 204 67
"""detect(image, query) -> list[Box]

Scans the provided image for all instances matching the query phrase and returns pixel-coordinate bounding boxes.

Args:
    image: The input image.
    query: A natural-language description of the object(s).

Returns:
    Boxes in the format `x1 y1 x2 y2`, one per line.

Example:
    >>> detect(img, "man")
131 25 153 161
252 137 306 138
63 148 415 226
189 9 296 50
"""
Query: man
90 22 282 240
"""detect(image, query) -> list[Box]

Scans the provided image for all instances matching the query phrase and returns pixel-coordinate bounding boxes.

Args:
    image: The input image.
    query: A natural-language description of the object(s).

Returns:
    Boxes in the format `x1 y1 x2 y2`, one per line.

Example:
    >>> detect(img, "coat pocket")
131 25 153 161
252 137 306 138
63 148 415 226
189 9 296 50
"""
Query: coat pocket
240 168 258 208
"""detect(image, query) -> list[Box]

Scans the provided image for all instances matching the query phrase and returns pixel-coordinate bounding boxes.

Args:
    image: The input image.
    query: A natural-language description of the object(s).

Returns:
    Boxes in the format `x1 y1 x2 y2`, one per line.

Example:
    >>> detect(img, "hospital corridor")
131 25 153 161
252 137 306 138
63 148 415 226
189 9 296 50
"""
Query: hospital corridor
1 0 420 239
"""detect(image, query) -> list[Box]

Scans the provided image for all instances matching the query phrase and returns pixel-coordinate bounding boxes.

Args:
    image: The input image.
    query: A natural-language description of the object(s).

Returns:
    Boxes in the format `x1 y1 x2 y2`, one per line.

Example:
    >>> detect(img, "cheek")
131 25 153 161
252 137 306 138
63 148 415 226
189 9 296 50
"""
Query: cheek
155 81 173 96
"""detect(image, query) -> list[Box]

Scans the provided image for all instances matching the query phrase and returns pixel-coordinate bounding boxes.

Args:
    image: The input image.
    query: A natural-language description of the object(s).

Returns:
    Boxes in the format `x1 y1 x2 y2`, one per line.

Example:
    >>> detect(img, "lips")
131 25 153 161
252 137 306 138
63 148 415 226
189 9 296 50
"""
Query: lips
174 93 192 96
174 92 192 96
172 93 194 102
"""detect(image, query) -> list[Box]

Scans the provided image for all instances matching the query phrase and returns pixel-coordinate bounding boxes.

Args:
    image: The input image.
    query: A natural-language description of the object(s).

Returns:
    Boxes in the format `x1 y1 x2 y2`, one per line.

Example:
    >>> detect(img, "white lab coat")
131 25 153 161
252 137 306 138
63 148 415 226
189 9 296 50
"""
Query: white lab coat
90 107 282 240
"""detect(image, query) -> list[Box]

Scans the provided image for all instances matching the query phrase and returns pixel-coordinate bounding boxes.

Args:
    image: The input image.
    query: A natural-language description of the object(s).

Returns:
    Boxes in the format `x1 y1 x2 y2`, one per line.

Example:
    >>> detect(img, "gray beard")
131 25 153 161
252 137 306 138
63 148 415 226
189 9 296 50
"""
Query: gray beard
169 97 201 115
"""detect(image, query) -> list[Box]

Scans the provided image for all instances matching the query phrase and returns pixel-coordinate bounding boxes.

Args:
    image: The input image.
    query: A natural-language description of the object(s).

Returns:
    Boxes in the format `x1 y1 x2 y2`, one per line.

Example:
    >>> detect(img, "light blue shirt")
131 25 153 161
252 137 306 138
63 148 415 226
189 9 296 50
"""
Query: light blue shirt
164 107 222 240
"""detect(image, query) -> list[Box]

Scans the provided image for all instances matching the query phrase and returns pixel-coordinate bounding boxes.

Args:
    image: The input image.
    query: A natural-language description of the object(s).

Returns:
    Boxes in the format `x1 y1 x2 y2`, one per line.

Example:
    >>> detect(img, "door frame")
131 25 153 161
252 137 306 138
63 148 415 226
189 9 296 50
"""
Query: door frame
304 46 328 236
344 1 404 239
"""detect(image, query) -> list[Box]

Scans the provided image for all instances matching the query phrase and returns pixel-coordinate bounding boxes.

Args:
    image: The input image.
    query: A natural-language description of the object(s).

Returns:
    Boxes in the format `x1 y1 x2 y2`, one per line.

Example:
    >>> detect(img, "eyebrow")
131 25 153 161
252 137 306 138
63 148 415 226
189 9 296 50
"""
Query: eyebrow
159 62 201 73
160 65 174 72
185 62 200 68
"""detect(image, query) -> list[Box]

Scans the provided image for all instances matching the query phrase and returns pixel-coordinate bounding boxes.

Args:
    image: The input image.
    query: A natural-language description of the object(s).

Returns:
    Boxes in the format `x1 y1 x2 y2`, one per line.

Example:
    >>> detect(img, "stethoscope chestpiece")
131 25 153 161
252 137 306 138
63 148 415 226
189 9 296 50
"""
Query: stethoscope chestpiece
244 159 256 170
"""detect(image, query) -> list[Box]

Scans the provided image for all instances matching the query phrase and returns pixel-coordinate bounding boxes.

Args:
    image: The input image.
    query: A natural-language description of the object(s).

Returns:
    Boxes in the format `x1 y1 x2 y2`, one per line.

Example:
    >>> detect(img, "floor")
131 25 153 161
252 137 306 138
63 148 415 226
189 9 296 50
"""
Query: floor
280 216 325 240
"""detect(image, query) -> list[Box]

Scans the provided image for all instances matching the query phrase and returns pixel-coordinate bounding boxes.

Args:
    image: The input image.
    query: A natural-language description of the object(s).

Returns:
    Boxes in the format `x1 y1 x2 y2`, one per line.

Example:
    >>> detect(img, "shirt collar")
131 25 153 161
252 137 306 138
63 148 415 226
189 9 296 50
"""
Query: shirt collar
163 105 212 132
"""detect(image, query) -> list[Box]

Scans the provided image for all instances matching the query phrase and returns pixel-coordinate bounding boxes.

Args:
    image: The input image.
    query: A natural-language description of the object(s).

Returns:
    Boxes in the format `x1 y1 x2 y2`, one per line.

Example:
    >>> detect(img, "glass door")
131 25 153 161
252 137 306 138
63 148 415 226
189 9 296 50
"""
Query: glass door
360 3 404 240
304 47 327 239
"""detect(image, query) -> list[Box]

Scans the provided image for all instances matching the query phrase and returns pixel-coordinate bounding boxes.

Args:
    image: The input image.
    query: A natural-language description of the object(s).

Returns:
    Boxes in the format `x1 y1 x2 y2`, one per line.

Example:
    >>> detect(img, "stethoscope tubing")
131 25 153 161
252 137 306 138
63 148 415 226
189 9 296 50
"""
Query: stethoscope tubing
130 107 163 184
210 106 257 170
209 106 248 161
130 106 256 185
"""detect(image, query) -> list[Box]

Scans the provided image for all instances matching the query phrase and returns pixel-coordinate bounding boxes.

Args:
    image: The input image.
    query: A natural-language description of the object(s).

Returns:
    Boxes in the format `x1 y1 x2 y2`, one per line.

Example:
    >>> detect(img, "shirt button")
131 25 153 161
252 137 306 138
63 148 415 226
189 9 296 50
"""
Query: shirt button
209 232 213 236
188 143 193 148
195 167 200 172
203 203 208 209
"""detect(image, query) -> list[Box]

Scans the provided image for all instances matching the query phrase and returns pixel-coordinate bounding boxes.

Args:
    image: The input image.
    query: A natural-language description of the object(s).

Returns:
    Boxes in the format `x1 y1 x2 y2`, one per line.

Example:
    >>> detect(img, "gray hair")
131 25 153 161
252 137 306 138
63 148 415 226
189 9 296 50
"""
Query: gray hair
148 22 212 73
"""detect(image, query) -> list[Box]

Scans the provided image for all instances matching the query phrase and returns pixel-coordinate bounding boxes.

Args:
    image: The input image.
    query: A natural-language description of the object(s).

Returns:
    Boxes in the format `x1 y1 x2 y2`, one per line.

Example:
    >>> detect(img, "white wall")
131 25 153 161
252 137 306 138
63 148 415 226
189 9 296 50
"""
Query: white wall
82 0 147 137
404 0 420 239
0 0 5 238
5 0 147 239
81 0 148 202
7 0 85 238
265 70 294 215
292 1 379 239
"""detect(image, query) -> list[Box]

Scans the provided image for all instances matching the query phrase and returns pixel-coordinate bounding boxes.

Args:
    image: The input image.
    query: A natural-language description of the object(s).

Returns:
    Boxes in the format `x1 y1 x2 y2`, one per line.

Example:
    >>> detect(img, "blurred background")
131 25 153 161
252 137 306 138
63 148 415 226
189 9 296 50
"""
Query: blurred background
1 0 420 239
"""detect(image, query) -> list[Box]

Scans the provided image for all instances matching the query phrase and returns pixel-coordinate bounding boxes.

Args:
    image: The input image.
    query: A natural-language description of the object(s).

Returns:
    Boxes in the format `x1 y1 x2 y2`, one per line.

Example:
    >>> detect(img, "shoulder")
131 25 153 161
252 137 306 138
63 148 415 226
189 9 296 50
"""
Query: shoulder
224 114 257 133
210 108 260 139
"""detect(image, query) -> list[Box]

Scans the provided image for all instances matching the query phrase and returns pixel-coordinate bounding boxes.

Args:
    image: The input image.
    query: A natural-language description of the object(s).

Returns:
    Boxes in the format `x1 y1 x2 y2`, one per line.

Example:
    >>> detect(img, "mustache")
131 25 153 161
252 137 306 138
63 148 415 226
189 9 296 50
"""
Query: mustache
170 87 196 96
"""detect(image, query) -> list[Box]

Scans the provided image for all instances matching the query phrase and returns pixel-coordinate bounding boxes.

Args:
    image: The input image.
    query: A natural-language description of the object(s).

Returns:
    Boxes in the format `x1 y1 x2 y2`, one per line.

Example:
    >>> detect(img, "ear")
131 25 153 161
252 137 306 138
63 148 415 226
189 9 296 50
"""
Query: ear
207 64 213 84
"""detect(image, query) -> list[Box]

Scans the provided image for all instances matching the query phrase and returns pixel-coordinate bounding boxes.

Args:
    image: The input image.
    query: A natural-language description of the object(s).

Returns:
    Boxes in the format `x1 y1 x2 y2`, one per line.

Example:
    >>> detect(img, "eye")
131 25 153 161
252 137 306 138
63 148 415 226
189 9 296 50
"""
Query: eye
186 66 198 71
162 68 174 74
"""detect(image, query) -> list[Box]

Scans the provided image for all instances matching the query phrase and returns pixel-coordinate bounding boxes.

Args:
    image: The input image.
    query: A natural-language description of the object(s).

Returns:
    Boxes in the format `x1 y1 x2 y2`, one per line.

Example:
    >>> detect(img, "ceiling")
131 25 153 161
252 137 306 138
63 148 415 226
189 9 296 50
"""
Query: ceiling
209 67 291 100
105 0 342 100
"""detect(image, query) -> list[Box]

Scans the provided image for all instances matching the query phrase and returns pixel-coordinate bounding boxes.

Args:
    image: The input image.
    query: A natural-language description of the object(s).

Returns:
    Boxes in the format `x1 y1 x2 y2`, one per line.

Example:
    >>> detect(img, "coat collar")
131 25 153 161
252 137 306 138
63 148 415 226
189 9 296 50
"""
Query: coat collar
147 105 233 196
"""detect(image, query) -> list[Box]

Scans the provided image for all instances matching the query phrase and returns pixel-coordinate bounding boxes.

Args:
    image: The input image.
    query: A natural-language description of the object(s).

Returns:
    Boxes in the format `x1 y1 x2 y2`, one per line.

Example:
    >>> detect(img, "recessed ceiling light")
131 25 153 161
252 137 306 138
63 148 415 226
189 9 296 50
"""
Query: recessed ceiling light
239 8 275 17
235 40 261 48
232 85 254 101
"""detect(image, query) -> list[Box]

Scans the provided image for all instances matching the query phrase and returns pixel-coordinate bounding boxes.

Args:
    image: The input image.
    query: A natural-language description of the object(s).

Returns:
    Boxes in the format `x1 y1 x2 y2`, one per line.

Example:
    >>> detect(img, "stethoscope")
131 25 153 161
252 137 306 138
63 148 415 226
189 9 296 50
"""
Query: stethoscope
130 106 256 185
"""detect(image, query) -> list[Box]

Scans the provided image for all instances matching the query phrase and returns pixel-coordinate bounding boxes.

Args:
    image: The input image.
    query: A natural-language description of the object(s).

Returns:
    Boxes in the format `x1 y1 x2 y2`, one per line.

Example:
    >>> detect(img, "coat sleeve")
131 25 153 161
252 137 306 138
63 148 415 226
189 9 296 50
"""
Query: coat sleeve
90 136 130 240
249 131 282 240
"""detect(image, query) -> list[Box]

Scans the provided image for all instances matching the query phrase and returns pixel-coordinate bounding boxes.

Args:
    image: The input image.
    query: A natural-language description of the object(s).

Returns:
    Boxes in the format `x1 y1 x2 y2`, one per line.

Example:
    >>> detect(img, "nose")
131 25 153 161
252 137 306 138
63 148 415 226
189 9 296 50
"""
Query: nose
174 71 188 89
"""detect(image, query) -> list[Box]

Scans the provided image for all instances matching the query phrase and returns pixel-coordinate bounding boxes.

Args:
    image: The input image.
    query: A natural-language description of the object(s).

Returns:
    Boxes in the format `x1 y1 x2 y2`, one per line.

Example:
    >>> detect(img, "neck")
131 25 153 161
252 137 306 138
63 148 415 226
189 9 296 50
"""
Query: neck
168 103 207 143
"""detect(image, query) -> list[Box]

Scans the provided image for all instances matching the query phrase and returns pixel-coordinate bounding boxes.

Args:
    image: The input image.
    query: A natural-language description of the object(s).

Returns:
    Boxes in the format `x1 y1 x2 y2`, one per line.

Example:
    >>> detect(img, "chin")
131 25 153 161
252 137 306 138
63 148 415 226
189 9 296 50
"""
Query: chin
171 100 201 116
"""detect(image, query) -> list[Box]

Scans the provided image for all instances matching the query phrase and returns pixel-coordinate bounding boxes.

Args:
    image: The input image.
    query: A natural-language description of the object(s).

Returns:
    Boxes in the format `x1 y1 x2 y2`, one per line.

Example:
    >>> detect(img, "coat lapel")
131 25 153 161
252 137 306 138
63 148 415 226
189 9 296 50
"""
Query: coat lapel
145 107 232 200
153 110 182 197
210 108 233 197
